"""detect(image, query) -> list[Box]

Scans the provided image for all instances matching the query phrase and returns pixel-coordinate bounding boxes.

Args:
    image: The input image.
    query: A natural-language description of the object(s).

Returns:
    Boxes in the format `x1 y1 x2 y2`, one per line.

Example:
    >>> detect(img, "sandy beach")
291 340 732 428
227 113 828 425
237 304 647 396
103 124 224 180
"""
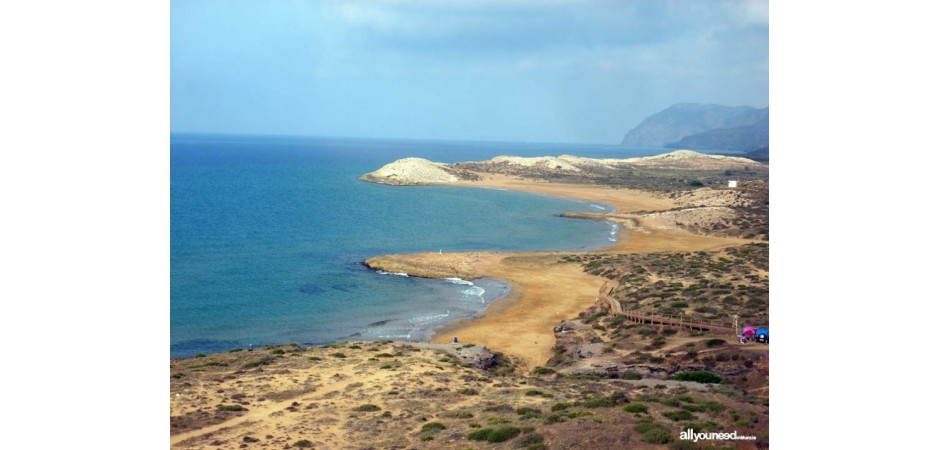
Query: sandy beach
366 174 756 371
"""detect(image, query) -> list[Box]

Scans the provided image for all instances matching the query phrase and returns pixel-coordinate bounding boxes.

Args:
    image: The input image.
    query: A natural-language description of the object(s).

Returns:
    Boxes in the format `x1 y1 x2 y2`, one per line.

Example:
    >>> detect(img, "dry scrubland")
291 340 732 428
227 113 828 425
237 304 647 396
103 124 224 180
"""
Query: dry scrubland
173 150 770 449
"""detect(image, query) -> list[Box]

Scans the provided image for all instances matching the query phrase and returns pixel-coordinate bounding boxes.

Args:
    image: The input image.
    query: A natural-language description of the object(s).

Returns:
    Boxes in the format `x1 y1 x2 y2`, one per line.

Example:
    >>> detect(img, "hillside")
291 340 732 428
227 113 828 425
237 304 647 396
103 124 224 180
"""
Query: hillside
621 104 767 148
666 114 769 152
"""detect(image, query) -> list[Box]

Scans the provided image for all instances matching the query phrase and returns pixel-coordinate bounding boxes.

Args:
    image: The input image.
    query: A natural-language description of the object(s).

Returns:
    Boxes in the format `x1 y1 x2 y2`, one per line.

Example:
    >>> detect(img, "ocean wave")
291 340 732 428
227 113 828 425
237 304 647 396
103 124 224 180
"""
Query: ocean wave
376 270 409 277
462 286 486 297
444 277 474 285
590 204 606 210
409 311 450 325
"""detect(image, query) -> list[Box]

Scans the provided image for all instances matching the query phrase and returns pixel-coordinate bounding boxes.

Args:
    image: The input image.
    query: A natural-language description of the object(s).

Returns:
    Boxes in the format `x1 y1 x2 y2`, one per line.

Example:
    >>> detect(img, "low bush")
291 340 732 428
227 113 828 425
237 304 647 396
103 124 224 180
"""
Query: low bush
351 404 381 412
663 409 695 421
487 427 522 443
421 422 446 432
216 404 246 412
671 371 722 384
467 428 494 441
624 403 649 413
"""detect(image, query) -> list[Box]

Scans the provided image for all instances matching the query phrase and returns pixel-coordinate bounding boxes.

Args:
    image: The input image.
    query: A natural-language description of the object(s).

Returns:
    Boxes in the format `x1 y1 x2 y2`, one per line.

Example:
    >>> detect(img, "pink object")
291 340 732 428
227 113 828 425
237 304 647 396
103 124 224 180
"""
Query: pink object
742 326 757 336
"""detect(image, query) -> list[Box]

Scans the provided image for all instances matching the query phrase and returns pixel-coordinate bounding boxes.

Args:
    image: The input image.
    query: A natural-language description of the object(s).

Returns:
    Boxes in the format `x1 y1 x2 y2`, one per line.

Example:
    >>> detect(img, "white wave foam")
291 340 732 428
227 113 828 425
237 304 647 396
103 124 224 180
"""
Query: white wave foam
377 270 409 277
445 277 474 285
408 311 451 325
462 286 485 297
590 204 606 210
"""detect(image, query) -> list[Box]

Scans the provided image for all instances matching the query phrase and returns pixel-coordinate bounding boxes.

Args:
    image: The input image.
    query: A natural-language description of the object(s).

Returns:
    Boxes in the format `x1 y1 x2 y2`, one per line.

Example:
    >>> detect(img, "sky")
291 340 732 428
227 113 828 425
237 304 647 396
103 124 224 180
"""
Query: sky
171 0 768 145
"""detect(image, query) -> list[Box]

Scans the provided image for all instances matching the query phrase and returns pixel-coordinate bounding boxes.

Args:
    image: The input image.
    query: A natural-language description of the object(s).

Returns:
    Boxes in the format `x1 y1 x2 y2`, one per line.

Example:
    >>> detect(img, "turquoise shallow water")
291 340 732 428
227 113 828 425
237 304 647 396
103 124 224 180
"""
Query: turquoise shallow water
170 134 662 357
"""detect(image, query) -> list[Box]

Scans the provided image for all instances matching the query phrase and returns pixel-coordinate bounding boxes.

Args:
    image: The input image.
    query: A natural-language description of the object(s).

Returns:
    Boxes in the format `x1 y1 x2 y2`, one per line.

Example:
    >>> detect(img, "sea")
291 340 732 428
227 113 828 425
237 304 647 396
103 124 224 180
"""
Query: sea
170 134 669 358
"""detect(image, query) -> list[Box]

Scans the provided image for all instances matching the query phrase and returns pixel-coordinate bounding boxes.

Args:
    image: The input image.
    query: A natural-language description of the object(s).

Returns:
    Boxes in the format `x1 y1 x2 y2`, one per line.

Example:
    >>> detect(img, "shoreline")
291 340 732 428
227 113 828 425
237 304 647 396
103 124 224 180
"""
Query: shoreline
366 174 756 371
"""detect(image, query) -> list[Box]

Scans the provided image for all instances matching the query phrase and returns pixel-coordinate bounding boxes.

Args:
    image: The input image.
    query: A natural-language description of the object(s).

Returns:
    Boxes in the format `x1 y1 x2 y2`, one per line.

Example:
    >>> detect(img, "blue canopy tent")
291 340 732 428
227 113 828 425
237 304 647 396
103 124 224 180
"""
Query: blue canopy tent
755 327 769 343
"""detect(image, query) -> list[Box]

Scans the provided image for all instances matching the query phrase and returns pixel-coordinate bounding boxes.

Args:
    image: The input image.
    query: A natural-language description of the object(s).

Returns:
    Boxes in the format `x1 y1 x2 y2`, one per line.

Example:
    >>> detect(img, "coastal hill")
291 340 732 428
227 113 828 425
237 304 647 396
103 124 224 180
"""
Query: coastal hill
362 150 764 187
358 157 480 185
621 103 768 149
665 115 769 152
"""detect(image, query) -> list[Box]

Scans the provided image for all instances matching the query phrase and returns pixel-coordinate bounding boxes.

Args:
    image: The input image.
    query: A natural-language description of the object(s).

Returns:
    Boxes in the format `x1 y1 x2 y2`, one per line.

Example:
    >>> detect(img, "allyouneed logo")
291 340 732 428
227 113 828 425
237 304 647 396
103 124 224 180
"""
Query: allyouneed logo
679 429 757 442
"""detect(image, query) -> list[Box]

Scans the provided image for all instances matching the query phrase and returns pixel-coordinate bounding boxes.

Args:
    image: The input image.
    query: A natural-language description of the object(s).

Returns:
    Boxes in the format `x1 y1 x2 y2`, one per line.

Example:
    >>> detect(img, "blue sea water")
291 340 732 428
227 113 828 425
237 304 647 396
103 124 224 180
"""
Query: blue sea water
170 134 666 358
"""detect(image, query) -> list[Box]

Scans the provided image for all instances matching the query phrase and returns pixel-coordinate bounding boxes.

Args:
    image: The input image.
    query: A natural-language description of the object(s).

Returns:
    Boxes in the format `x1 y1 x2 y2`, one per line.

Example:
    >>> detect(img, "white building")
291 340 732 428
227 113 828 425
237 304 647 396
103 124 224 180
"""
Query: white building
728 180 738 188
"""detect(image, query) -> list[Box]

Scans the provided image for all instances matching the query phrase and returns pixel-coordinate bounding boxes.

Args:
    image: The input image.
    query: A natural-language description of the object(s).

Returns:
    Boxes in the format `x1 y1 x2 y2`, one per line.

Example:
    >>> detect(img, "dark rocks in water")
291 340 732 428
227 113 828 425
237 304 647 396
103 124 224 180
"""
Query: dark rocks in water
367 319 393 327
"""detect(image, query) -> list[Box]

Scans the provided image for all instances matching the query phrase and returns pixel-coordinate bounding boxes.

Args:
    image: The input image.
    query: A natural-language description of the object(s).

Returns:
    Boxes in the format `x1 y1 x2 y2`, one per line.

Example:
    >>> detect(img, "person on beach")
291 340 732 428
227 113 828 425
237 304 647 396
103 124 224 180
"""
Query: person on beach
453 336 459 344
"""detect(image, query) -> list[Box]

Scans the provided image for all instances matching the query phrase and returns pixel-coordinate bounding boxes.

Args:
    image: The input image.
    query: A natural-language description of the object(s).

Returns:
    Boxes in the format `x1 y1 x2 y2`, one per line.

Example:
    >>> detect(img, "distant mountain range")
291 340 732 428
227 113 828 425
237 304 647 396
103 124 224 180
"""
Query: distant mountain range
622 103 768 152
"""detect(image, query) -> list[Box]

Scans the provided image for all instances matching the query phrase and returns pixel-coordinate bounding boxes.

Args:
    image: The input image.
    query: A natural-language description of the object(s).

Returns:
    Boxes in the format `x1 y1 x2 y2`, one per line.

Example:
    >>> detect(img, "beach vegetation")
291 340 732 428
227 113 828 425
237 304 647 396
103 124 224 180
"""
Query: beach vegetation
352 404 381 412
243 356 274 368
624 403 649 413
551 402 571 411
421 422 446 432
532 367 555 375
486 426 522 443
672 371 722 384
216 404 247 412
293 439 313 448
515 406 541 416
467 428 494 441
330 352 347 358
516 433 544 448
242 436 259 443
663 409 695 421
635 421 673 444
583 392 629 408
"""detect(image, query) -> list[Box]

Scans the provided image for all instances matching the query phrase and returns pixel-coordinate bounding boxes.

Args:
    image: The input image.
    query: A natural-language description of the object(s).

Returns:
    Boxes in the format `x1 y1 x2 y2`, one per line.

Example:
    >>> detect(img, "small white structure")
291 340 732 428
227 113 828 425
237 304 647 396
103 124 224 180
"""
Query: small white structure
727 180 738 188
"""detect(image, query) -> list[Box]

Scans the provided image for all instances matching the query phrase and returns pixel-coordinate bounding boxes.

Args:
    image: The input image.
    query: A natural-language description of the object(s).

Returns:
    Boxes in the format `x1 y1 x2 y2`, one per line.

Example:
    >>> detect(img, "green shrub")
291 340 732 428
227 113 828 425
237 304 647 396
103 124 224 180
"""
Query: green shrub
467 428 494 441
532 367 555 375
524 390 552 398
375 353 394 358
624 403 649 413
583 392 629 408
671 371 722 384
352 404 381 412
272 349 285 355
348 345 362 349
487 417 511 425
705 339 726 348
459 388 479 395
516 433 544 448
622 371 642 380
551 402 571 411
634 421 672 444
293 439 313 448
420 434 433 441
331 352 347 358
421 422 446 432
516 407 541 416
663 410 695 421
194 353 206 358
216 404 246 412
487 427 522 443
242 436 260 442
243 356 274 368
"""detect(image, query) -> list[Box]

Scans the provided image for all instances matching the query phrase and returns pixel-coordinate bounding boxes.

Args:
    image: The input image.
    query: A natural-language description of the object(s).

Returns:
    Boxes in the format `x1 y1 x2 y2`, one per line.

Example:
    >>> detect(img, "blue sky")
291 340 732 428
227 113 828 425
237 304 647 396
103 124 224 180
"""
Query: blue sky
171 0 768 144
